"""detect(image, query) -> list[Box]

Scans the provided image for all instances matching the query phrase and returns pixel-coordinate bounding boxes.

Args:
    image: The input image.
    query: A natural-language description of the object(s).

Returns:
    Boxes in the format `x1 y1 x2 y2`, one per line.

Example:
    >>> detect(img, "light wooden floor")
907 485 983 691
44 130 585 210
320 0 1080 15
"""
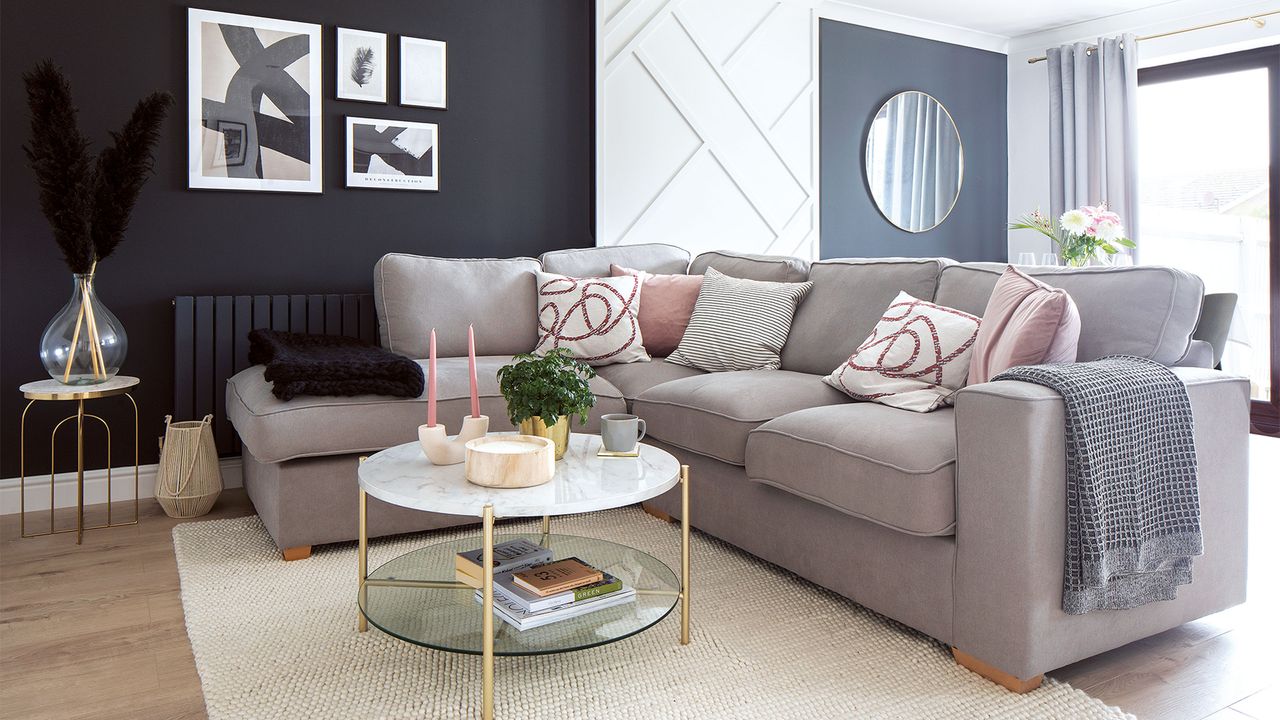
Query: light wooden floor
1 437 1276 720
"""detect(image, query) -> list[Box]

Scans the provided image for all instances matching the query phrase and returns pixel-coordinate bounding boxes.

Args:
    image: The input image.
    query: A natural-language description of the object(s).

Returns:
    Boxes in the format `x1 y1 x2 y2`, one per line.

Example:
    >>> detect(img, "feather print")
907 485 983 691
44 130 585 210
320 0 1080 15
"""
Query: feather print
350 46 375 87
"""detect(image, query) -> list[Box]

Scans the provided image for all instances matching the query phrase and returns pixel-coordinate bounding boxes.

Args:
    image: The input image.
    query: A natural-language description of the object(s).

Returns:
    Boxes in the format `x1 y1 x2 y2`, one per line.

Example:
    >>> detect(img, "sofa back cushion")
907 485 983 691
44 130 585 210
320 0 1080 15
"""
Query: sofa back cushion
689 250 809 282
374 253 540 358
781 258 948 375
934 262 1204 365
539 243 690 277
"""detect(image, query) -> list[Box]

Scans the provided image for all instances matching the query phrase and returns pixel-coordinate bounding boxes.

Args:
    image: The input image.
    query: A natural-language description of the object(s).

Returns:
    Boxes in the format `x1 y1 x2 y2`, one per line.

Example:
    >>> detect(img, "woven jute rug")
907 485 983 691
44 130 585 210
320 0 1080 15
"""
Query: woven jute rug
173 507 1131 719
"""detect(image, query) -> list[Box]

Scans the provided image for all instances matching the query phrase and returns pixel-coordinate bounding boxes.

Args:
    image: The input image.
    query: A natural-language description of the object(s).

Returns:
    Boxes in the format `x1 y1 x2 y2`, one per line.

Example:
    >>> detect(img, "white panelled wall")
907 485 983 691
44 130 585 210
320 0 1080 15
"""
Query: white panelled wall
595 0 1009 260
597 0 820 259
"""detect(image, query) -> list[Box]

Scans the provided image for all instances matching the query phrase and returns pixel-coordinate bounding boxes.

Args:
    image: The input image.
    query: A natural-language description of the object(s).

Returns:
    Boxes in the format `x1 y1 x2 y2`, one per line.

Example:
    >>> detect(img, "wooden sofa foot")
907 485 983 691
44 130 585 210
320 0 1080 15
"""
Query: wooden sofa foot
282 545 312 561
952 647 1043 693
641 502 675 523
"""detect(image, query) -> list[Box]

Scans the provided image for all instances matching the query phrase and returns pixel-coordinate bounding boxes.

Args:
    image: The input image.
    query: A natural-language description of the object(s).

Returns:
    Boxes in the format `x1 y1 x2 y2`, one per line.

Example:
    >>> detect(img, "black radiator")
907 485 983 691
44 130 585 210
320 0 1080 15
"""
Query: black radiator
173 293 378 455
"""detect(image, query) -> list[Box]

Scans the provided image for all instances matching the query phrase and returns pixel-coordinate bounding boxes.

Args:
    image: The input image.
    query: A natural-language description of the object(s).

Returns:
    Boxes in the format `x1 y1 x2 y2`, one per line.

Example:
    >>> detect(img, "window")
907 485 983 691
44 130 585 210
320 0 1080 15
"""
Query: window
1138 45 1280 434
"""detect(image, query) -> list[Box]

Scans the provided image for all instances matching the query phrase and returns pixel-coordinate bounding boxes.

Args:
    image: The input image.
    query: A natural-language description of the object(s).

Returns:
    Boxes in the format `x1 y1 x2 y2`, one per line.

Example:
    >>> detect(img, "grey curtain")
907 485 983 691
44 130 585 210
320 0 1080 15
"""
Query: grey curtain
881 93 961 230
1047 34 1139 241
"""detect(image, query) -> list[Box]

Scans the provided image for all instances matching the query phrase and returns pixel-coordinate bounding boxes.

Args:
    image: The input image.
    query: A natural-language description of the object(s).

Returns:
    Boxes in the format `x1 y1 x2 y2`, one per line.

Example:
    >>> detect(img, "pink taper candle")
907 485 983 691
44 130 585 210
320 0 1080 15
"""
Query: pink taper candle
427 328 437 427
468 324 480 418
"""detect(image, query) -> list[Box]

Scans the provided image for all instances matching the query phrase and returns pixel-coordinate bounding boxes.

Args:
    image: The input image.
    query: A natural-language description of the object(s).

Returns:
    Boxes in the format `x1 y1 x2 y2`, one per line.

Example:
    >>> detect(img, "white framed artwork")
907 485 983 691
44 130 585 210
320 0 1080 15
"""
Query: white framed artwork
336 28 387 103
346 117 439 191
400 36 447 109
187 8 323 193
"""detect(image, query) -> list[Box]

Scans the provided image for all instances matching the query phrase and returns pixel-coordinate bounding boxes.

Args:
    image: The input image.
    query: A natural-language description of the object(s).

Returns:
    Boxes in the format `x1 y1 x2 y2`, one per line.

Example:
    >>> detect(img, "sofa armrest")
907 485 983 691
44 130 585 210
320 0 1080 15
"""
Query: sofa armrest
951 367 1250 679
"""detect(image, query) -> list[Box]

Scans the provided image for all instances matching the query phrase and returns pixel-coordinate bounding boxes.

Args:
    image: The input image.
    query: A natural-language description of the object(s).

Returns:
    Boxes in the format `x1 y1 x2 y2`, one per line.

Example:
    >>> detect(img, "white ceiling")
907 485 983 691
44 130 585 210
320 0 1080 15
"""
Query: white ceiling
836 0 1181 38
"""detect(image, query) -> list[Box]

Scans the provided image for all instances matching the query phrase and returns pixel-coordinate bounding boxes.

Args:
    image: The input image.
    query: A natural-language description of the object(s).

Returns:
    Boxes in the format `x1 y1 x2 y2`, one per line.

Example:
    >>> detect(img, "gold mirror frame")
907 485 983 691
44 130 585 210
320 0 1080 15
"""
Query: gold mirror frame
864 90 964 234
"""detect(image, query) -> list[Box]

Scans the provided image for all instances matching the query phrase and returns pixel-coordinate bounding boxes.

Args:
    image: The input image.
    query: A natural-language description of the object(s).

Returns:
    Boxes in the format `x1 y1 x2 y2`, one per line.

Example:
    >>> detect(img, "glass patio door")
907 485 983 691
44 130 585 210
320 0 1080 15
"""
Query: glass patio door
1137 45 1280 434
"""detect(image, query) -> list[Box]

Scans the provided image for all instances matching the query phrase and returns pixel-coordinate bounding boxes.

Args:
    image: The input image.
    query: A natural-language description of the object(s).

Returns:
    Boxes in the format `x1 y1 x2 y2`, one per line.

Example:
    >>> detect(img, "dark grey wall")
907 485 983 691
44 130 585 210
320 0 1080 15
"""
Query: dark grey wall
819 20 1007 261
1 1 593 476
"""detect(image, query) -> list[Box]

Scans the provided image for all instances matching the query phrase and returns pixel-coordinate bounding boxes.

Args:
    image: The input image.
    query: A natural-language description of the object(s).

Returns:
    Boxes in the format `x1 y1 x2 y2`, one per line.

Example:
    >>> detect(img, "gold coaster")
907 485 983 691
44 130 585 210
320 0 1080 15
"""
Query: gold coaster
597 446 640 458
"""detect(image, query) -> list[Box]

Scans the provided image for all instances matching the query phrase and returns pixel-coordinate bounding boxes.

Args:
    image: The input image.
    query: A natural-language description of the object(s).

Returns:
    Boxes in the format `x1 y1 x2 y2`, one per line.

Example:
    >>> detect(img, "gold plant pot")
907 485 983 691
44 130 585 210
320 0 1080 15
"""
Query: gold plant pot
518 416 570 460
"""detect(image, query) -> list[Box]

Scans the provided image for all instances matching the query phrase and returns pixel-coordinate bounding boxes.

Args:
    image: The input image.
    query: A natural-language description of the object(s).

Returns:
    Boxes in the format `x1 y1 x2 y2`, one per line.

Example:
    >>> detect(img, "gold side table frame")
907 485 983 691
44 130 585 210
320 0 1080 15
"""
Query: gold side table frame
18 376 140 543
356 457 691 720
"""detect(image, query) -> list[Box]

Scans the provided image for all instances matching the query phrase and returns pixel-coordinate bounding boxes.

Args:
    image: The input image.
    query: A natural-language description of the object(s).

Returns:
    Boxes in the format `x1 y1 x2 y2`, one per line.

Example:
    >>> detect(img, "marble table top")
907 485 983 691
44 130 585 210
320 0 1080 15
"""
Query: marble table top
20 375 139 400
358 432 681 518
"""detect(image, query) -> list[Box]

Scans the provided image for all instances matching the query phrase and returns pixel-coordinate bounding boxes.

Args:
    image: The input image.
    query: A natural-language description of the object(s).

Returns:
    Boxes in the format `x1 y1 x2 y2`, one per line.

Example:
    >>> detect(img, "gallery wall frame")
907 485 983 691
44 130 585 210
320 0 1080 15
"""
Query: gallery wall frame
336 27 388 104
346 116 440 191
400 36 448 109
188 8 323 193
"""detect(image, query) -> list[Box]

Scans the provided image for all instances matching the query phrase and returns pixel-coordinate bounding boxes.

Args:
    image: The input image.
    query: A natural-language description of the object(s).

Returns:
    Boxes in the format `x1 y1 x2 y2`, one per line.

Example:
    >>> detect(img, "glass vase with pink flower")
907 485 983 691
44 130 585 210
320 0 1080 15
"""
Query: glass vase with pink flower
1009 205 1137 267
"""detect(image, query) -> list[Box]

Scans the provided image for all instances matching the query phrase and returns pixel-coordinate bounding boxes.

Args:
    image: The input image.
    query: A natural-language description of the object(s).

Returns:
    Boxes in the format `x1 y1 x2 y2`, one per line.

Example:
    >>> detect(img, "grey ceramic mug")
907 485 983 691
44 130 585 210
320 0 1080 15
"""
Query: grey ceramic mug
600 413 646 452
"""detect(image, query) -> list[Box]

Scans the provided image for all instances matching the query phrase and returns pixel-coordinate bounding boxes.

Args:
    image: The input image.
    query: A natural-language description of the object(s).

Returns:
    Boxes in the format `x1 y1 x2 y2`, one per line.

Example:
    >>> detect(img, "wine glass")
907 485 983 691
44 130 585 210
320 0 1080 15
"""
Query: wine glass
1016 252 1036 266
1041 253 1060 266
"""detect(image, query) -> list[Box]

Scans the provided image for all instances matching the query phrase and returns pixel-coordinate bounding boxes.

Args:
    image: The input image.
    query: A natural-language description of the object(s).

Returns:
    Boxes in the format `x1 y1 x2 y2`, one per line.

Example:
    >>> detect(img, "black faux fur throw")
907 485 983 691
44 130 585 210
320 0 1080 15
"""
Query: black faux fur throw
248 329 424 401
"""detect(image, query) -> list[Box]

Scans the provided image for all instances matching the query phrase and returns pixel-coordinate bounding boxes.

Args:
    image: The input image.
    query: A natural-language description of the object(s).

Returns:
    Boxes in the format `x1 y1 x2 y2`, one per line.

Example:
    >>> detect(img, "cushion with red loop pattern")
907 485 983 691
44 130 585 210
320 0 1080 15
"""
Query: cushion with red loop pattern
533 272 650 366
823 291 980 412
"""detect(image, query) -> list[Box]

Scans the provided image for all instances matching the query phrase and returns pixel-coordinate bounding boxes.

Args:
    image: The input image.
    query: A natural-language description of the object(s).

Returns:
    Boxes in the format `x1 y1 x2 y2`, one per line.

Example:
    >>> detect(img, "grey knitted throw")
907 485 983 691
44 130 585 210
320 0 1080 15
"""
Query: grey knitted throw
993 355 1202 614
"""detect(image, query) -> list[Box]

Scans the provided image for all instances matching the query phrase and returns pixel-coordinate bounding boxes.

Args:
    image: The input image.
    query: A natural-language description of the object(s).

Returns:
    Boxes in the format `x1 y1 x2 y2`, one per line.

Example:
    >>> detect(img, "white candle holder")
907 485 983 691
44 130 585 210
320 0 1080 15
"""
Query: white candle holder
418 415 490 465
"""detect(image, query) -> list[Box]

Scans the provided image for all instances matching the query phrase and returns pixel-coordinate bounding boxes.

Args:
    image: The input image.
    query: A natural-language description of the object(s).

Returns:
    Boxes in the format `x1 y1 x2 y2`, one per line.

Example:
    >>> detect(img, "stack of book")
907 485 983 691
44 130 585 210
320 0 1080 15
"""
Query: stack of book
457 548 636 631
455 538 552 589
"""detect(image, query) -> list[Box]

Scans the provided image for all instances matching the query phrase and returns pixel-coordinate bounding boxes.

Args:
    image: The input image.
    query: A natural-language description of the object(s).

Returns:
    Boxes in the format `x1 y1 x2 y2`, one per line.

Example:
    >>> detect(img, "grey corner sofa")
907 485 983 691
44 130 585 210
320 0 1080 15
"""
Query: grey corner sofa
225 243 1249 691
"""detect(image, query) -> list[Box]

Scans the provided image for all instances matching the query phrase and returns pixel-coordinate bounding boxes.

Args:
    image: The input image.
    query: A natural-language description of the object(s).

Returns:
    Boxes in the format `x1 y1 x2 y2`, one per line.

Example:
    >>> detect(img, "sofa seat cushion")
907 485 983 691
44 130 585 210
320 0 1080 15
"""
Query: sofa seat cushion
227 356 626 463
592 360 705 406
746 403 957 536
632 370 849 465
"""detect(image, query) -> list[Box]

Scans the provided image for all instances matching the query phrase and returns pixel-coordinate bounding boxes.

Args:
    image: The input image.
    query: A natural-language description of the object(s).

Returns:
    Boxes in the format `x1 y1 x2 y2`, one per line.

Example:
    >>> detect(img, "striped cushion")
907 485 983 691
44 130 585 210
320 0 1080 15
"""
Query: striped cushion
666 267 813 372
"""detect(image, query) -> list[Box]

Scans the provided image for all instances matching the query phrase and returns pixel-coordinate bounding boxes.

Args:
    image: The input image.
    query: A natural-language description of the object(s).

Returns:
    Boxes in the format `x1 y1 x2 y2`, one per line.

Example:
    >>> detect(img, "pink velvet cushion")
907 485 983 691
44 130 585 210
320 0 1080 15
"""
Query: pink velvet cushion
968 265 1081 384
611 264 702 357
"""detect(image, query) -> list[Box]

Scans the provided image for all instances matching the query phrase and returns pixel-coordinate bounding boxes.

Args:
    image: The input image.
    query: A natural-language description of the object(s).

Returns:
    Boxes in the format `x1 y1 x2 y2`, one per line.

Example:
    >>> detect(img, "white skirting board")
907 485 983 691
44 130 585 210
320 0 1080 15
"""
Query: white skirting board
0 457 243 516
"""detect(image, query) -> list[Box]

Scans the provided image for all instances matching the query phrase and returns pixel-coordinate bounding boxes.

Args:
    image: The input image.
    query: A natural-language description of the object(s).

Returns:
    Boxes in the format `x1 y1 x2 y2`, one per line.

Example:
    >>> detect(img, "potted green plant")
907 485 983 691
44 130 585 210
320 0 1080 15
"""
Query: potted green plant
497 349 596 460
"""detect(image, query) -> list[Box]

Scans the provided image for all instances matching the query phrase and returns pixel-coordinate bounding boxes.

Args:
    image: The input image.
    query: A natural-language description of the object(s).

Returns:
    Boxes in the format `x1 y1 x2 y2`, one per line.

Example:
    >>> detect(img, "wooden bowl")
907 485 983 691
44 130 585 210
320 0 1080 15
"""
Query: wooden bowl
464 435 556 488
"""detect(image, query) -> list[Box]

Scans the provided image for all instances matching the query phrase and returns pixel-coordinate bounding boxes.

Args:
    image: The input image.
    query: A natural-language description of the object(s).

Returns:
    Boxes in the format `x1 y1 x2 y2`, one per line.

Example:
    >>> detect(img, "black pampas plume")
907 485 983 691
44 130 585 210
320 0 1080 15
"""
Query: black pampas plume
22 61 171 273
23 60 94 274
350 46 375 87
90 92 173 262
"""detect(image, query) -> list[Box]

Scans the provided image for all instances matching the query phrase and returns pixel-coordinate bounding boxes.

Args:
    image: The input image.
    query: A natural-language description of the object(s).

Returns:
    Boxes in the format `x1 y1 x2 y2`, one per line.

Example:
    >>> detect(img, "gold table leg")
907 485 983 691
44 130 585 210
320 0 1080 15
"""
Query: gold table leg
358 457 368 633
540 514 551 546
19 400 34 539
76 399 85 545
482 503 496 720
20 393 140 540
680 464 690 645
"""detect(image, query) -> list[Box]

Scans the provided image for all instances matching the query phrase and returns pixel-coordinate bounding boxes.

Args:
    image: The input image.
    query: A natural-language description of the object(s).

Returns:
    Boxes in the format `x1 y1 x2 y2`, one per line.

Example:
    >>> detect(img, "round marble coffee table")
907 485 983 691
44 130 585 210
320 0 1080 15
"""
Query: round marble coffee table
355 432 690 720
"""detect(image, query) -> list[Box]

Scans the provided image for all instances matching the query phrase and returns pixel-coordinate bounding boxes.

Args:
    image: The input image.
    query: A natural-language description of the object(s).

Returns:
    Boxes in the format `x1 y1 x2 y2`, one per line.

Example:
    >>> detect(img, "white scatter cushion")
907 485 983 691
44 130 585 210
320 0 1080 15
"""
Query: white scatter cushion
824 291 981 412
666 267 814 372
534 272 650 365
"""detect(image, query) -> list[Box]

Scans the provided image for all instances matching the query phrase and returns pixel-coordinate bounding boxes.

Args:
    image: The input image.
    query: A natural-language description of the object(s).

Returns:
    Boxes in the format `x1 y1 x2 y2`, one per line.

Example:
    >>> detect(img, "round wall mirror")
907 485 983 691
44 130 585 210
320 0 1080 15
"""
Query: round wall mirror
864 91 963 233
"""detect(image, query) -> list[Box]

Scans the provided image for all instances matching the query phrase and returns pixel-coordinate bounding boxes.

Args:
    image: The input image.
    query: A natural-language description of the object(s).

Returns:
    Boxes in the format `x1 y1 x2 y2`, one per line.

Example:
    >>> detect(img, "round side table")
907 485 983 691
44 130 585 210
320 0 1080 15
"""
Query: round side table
18 376 141 543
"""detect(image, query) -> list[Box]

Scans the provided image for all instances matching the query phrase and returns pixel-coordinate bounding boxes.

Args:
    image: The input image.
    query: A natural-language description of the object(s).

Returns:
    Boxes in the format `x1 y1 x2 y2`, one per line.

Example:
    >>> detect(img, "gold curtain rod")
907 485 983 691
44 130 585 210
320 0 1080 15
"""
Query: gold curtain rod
1026 11 1278 64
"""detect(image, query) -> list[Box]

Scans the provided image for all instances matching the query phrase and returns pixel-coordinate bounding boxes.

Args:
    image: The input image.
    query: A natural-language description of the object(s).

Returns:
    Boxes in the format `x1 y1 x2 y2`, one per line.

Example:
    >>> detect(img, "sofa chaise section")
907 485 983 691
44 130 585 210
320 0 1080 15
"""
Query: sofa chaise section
229 356 626 554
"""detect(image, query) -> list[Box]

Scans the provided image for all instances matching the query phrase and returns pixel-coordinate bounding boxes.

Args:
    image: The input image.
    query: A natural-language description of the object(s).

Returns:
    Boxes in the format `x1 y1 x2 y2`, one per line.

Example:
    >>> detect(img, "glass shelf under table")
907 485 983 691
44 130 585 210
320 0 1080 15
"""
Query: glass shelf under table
359 532 681 656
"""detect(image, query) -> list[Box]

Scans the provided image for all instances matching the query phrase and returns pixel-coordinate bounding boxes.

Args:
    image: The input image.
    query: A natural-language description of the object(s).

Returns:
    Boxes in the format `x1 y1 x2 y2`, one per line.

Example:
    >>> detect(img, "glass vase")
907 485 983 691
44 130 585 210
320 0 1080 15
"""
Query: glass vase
39 273 127 385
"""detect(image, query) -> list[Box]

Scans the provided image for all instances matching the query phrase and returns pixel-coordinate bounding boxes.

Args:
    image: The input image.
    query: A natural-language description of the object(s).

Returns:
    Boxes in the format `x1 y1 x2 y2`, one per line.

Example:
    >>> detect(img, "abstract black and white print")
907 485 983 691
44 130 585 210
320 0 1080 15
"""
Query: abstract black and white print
400 36 447 109
336 28 386 103
345 117 439 191
187 9 322 193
